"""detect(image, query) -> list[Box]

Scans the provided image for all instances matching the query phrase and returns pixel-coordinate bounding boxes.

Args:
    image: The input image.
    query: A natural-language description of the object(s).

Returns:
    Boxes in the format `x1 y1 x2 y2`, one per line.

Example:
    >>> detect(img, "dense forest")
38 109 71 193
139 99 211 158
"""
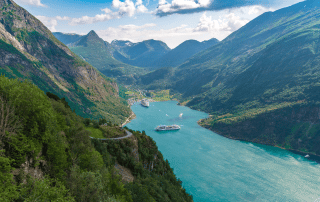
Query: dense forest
0 76 193 202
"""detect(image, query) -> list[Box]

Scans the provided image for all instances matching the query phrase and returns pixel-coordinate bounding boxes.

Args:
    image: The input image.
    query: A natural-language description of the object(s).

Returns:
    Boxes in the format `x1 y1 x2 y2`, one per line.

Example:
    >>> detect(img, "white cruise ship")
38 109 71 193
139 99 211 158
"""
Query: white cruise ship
141 98 149 107
155 124 180 131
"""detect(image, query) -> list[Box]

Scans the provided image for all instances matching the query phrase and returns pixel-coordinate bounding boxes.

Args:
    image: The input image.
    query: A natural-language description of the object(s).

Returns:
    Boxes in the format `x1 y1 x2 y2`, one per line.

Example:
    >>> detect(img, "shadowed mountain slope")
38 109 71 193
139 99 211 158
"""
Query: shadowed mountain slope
53 32 83 46
152 38 219 68
111 39 171 68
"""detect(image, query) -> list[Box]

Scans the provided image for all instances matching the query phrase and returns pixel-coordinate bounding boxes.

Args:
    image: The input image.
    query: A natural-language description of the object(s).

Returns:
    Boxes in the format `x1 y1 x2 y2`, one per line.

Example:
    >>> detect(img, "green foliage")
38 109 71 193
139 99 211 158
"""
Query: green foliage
18 176 75 202
84 118 91 126
79 149 104 172
3 134 28 168
46 131 69 179
99 118 107 125
92 129 193 202
119 85 130 100
46 92 71 109
125 183 156 202
0 76 192 201
0 76 54 161
86 126 105 138
0 150 18 202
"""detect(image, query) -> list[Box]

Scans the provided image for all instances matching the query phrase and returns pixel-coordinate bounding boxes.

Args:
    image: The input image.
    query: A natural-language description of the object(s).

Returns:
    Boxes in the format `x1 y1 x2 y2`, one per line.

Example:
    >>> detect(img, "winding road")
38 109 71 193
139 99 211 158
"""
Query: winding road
89 129 133 141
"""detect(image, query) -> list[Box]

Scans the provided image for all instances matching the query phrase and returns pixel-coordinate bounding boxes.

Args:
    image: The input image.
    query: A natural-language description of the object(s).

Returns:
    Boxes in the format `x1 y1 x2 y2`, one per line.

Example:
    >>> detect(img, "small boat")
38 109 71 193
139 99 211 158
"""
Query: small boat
141 99 149 107
179 113 183 118
305 154 310 158
155 124 181 131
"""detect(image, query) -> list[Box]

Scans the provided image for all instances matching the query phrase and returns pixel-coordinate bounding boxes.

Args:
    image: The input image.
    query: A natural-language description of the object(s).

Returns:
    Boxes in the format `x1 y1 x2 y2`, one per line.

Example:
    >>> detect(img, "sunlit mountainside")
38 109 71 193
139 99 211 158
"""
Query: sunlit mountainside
0 0 131 123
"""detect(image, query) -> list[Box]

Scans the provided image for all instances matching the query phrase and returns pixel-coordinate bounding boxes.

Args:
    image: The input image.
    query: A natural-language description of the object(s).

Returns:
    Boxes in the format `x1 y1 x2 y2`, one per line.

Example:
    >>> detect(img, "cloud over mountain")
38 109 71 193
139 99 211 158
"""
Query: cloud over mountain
15 0 46 7
155 0 285 16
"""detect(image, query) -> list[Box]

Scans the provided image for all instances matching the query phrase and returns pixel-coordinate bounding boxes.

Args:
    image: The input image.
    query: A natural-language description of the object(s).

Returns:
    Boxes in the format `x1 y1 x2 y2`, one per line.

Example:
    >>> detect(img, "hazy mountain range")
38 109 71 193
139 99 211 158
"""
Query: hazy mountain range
53 32 220 73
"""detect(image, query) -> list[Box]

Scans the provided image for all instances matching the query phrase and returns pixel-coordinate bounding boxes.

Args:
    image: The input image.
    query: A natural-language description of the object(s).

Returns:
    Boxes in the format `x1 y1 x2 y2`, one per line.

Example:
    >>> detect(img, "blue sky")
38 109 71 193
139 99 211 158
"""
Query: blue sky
15 0 305 48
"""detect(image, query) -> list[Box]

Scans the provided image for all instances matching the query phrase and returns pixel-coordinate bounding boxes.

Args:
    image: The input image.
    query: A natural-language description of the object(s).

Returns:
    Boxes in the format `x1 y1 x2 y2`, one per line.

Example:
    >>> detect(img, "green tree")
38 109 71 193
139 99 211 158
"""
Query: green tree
0 150 18 202
19 176 75 202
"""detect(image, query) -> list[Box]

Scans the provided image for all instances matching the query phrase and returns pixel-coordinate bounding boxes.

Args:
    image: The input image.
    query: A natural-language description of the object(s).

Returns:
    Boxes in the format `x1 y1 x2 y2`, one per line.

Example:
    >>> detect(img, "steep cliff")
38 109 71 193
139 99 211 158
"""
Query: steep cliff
0 0 130 123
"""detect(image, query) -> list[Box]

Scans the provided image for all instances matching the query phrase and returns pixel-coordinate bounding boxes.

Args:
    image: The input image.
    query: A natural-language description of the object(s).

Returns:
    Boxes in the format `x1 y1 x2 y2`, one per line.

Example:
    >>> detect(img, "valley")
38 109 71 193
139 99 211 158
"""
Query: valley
1 0 320 201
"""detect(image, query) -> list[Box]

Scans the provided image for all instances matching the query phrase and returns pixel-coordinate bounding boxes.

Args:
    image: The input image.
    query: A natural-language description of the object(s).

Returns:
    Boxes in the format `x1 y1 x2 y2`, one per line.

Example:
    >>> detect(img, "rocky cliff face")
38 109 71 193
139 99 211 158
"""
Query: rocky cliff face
0 0 130 122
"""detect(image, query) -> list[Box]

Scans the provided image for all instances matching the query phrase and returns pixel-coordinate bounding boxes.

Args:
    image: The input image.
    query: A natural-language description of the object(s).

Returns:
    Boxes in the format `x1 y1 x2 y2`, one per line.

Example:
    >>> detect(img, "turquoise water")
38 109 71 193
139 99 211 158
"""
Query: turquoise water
126 101 320 202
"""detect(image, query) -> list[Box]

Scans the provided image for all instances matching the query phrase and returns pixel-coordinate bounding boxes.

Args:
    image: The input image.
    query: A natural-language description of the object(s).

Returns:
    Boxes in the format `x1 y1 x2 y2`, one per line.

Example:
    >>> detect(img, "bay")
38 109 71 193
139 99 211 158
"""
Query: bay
126 101 320 202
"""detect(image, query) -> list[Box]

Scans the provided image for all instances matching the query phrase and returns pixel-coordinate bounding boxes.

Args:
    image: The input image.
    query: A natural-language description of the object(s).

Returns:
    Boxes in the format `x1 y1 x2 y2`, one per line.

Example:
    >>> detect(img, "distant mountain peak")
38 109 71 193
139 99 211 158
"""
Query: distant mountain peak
73 30 103 47
87 30 98 37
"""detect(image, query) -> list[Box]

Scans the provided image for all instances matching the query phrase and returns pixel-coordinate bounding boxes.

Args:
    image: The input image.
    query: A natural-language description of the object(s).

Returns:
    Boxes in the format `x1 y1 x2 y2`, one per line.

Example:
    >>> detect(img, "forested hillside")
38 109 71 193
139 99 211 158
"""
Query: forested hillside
0 76 193 202
0 0 130 123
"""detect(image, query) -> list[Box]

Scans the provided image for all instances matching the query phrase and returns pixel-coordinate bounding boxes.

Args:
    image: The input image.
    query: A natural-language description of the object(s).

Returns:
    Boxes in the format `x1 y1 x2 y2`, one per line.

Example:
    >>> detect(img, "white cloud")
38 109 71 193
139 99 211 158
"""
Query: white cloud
194 12 248 33
69 14 115 26
15 0 46 7
154 0 281 16
238 5 275 15
96 11 250 47
156 0 210 15
112 0 136 17
102 8 113 14
36 16 70 32
56 16 70 21
69 0 148 26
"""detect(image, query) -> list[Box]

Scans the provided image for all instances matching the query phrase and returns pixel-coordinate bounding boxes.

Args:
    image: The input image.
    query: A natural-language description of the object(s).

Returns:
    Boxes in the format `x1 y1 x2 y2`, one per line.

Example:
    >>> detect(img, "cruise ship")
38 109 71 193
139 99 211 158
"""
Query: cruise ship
141 98 149 107
155 124 180 131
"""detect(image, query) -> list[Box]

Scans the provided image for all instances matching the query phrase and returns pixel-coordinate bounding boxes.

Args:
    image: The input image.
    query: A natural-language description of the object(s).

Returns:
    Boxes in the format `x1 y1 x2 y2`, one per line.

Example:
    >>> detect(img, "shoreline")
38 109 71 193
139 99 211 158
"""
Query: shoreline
197 119 320 163
128 97 320 163
121 111 136 127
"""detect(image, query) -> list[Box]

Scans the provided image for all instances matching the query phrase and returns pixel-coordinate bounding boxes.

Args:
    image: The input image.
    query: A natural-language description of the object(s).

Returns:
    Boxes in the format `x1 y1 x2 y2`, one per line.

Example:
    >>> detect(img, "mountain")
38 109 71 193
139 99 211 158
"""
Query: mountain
52 32 83 46
0 0 130 123
152 38 219 68
62 31 145 81
143 0 320 155
111 39 171 68
182 0 320 111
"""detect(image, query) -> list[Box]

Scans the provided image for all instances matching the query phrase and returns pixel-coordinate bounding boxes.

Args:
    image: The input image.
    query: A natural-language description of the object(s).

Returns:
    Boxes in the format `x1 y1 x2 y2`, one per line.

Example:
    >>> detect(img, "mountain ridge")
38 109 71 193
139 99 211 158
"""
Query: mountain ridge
68 30 145 81
151 38 219 68
112 39 171 68
0 0 130 123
